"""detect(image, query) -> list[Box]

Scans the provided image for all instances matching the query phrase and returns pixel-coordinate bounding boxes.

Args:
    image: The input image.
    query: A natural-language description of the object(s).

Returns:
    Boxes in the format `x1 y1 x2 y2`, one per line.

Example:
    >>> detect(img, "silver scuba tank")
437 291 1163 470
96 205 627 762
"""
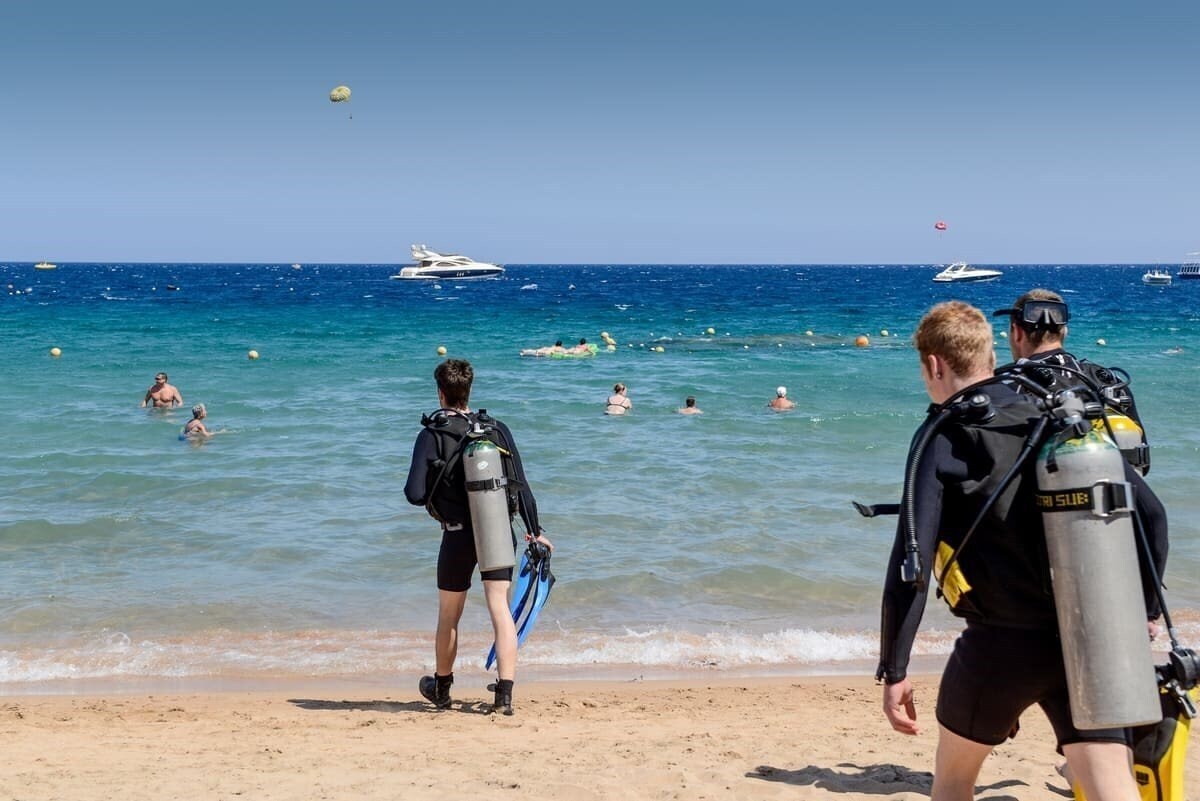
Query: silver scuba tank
463 438 516 572
1035 412 1160 729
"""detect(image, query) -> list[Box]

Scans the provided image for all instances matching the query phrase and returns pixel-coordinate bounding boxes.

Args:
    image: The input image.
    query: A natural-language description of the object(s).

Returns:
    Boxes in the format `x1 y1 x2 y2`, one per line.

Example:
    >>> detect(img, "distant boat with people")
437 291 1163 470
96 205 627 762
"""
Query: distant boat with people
1179 253 1200 281
1142 269 1173 286
932 262 1003 283
390 245 504 280
34 261 56 271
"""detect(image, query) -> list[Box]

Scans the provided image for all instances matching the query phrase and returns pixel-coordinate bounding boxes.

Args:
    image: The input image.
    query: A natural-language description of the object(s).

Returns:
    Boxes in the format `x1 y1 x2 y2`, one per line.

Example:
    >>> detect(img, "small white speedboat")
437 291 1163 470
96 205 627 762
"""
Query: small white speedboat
1142 269 1173 286
932 262 1003 283
34 261 56 271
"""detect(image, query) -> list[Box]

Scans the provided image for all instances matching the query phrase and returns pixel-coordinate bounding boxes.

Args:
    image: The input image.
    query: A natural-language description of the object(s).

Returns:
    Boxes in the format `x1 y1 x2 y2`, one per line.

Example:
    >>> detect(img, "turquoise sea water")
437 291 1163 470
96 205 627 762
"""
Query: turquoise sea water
1 262 1197 686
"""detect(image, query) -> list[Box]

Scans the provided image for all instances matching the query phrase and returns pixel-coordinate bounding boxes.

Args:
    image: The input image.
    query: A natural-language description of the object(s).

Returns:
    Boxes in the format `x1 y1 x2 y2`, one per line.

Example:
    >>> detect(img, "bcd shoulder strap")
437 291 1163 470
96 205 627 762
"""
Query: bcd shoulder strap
422 410 477 523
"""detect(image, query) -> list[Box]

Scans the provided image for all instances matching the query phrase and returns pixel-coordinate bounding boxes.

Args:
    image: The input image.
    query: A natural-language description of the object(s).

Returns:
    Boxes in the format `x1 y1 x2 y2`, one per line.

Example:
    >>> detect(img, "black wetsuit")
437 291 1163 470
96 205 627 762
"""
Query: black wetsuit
404 410 541 592
877 382 1168 747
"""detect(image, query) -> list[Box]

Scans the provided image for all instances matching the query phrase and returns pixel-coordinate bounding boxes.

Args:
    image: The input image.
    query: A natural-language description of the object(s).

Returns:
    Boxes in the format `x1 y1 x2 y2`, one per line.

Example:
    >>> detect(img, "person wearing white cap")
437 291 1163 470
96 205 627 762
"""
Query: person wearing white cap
768 386 795 411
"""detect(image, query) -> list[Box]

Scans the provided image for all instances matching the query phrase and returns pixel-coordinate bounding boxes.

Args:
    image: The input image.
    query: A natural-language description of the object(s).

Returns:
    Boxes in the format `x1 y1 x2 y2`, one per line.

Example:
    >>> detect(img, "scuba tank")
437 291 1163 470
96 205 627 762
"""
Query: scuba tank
463 436 516 572
1034 391 1160 729
1106 410 1149 476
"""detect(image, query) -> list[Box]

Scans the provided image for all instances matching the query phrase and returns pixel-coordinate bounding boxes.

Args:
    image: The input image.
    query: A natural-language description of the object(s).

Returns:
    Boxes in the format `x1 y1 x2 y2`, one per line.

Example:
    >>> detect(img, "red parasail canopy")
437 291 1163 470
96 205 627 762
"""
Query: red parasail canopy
934 221 948 231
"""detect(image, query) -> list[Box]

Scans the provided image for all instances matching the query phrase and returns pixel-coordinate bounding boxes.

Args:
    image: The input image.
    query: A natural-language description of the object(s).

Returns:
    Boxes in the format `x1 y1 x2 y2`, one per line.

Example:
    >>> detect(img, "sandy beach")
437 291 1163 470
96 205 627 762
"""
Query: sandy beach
4 673 1192 801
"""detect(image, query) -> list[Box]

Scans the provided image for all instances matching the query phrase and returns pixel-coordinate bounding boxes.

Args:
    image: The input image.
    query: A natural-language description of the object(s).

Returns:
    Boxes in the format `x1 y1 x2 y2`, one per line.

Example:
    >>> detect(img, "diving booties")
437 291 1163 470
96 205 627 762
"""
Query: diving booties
463 438 516 572
1035 392 1160 729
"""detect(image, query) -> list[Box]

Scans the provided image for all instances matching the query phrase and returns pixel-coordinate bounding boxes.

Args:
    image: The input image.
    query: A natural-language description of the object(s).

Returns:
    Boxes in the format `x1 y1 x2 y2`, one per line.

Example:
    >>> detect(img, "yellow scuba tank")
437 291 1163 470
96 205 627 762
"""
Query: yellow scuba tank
1102 411 1150 476
1035 396 1160 730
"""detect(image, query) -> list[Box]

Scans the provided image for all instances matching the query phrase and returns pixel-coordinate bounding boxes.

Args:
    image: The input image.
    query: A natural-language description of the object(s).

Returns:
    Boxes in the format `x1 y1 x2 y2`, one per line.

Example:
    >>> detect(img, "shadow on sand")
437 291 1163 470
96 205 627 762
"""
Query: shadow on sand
288 698 497 715
747 763 1028 799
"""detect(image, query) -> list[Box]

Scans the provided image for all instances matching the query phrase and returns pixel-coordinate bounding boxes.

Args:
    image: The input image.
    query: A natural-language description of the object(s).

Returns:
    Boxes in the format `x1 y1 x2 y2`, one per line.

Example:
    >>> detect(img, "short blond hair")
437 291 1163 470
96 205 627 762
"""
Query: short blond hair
914 301 994 378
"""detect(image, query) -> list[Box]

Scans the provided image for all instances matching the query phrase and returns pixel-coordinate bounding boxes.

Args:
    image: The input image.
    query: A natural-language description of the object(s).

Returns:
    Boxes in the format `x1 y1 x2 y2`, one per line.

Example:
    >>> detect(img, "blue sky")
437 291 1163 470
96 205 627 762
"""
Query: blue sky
4 0 1197 263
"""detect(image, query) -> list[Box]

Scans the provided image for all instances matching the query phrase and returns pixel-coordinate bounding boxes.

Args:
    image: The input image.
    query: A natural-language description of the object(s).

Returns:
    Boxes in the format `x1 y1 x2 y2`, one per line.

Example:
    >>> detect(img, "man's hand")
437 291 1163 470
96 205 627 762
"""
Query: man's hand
883 678 920 735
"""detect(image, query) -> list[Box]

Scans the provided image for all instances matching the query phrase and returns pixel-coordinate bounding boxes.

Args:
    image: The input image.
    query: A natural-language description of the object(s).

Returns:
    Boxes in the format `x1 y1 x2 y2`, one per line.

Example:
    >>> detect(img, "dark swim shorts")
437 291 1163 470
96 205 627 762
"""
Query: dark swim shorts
436 525 513 592
936 623 1130 747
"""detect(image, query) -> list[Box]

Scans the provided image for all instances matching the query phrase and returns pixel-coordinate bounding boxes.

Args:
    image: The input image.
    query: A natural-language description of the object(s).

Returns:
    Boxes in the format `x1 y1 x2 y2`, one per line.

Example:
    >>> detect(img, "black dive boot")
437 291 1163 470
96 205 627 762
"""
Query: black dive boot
487 679 514 716
419 672 453 710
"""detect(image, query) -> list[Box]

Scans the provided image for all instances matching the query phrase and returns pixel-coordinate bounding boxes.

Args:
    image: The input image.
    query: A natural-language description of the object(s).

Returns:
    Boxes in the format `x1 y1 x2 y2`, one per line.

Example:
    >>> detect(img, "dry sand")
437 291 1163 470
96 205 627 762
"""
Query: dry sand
0 674 1194 800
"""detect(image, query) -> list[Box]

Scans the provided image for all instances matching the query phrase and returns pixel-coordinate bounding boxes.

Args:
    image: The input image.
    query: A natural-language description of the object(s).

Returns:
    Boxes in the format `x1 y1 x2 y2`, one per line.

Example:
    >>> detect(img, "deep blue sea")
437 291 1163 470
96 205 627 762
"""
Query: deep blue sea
1 262 1197 688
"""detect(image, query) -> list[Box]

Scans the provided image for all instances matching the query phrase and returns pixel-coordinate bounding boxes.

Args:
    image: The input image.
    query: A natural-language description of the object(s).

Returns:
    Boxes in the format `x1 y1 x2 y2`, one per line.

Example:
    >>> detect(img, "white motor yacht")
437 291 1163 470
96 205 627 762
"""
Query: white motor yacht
1178 253 1199 281
1142 269 1173 286
390 245 504 280
34 261 56 271
932 262 1003 283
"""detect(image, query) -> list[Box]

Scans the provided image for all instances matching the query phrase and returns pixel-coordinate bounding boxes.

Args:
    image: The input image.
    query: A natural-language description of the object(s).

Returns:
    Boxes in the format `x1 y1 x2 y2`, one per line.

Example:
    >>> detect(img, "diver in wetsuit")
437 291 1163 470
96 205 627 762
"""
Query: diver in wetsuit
993 289 1148 473
877 301 1168 801
404 358 553 715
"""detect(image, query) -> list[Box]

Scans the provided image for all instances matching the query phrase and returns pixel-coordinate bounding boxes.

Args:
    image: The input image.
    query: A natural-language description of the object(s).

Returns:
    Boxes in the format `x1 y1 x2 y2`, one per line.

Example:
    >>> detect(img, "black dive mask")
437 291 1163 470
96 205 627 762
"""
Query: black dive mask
993 300 1069 329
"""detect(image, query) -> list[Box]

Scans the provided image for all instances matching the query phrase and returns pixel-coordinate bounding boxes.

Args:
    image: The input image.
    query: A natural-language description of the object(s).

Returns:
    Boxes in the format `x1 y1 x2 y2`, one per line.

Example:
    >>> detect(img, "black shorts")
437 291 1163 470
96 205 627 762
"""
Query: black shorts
436 526 513 592
936 623 1130 748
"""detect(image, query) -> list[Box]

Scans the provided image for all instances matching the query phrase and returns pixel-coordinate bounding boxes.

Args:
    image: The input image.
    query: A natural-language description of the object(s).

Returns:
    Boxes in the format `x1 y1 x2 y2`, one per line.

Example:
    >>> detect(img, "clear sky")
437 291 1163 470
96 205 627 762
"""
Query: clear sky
4 0 1197 264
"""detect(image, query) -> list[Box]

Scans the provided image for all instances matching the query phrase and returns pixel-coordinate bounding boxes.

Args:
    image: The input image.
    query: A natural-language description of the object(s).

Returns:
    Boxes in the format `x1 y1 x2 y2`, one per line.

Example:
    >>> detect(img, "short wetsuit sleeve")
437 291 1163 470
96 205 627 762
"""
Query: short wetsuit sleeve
404 428 438 507
1128 465 1168 619
878 433 948 684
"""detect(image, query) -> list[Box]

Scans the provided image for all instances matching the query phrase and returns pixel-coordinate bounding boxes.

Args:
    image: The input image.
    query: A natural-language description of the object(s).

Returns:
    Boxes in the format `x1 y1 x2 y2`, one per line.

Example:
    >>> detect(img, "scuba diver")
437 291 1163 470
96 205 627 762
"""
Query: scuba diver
993 289 1149 474
875 301 1174 801
404 358 554 715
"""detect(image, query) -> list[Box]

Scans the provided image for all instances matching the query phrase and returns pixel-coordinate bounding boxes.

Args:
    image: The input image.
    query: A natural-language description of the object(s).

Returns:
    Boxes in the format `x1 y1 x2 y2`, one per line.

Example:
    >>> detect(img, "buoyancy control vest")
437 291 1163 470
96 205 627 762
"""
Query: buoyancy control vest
1000 349 1150 474
923 390 1060 629
421 409 521 527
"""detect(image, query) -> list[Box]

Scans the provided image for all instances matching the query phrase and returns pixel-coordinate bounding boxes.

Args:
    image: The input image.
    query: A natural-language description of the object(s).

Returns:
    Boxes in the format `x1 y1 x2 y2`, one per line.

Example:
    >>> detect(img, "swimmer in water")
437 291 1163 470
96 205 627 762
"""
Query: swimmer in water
142 372 183 408
768 386 795 411
605 383 632 415
181 404 215 439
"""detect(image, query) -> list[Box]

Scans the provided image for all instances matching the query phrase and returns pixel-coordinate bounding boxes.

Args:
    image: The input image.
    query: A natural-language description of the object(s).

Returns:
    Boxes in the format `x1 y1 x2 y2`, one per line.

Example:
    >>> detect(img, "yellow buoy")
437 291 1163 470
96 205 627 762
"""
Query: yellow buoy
49 347 62 358
248 349 260 360
880 329 890 337
437 346 447 356
654 346 665 353
999 331 1008 338
705 327 715 335
1096 338 1107 346
805 330 814 337
855 335 870 348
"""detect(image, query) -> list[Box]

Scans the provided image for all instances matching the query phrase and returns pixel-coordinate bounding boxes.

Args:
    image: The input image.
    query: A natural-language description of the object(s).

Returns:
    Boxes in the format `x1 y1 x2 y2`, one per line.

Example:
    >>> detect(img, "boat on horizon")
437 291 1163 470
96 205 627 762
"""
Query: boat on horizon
1179 253 1199 281
932 262 1003 283
34 261 56 271
1143 268 1173 286
390 245 504 280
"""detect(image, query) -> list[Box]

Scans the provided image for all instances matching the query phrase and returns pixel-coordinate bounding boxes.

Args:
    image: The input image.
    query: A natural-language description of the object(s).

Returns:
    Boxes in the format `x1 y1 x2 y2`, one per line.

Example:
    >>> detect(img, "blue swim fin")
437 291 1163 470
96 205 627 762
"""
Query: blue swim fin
485 542 554 669
484 544 540 670
515 549 555 648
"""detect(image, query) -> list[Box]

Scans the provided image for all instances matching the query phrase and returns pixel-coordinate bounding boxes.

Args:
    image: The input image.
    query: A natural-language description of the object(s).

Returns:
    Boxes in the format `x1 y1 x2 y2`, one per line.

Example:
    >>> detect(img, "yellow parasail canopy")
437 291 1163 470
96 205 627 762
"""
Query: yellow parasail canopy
329 85 351 103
